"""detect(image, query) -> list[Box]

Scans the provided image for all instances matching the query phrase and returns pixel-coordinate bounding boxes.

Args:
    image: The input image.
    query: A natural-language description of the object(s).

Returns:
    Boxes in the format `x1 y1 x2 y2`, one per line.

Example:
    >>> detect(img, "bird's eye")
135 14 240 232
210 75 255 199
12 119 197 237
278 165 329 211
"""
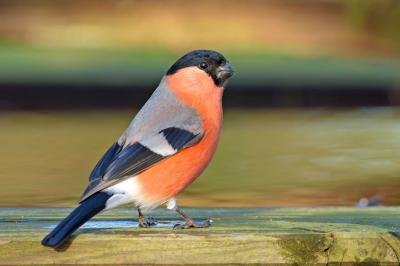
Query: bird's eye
199 62 208 69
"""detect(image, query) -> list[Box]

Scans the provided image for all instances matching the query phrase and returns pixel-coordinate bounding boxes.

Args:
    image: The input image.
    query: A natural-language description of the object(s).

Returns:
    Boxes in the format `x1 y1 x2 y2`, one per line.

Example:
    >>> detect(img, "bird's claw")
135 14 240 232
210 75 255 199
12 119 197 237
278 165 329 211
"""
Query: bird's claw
139 216 157 228
173 220 211 229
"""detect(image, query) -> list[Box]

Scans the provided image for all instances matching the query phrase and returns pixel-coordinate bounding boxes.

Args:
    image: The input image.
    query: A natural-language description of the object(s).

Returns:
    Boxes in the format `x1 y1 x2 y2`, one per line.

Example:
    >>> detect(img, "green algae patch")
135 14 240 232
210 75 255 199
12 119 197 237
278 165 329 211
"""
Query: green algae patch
277 233 332 265
327 233 399 265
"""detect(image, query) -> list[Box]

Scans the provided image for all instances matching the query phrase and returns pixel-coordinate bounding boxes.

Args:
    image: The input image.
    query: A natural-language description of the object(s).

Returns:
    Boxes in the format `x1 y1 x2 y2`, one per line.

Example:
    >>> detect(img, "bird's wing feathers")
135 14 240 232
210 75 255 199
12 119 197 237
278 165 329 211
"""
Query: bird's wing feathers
78 82 204 204
88 142 123 183
79 125 204 203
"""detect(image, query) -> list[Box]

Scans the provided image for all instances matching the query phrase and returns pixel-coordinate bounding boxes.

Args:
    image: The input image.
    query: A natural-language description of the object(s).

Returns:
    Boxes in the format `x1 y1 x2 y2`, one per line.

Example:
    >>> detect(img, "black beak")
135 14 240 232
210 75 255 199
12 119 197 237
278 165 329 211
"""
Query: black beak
217 62 235 79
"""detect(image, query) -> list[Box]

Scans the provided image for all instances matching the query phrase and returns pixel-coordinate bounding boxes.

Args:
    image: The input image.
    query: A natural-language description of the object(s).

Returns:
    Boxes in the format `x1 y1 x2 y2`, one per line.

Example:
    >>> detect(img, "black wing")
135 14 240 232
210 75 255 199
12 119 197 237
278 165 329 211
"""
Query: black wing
78 127 204 203
88 142 123 182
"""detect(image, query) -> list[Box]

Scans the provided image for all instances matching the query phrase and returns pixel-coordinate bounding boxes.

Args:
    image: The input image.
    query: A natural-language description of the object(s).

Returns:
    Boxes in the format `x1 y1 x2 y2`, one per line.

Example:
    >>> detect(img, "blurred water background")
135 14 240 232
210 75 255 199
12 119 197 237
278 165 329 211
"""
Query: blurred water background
1 0 400 207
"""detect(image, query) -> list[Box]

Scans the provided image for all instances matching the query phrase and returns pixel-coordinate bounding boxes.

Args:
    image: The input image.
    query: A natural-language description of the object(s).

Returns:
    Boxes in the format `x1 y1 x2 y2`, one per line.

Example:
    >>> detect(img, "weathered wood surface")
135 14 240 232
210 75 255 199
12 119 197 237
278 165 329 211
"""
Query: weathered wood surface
0 207 399 265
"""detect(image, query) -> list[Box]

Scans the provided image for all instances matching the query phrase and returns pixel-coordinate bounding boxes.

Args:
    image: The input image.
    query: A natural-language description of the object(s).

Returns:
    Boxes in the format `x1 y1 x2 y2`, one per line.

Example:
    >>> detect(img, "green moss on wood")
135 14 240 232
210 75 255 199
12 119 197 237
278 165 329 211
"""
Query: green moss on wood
1 207 400 265
277 234 332 265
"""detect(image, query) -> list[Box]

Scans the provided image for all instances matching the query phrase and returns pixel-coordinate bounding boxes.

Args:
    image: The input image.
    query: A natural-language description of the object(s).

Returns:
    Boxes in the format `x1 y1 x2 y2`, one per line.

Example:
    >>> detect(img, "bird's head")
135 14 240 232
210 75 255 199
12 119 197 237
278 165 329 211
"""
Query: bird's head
166 50 235 88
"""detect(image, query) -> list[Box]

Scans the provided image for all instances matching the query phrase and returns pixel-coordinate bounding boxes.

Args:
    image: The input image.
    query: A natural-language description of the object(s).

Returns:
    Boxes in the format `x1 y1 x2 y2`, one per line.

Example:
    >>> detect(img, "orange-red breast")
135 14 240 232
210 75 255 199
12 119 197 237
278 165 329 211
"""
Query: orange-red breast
42 50 235 248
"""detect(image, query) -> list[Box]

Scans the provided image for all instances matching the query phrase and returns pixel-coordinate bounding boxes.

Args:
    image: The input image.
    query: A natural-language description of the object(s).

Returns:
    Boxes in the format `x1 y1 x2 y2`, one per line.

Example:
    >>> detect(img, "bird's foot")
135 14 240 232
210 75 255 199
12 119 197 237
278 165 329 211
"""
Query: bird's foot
139 215 158 228
173 220 211 229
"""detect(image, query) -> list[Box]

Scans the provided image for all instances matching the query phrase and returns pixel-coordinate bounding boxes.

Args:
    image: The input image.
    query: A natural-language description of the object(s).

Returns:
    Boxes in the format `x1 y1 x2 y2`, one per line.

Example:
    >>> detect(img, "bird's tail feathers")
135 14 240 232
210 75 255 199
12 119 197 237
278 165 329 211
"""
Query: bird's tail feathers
41 192 112 248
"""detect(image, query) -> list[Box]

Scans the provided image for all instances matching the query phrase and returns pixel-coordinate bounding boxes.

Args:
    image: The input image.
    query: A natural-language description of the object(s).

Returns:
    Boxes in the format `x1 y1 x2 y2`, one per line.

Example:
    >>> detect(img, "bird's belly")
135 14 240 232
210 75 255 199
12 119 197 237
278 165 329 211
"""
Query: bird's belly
135 133 220 210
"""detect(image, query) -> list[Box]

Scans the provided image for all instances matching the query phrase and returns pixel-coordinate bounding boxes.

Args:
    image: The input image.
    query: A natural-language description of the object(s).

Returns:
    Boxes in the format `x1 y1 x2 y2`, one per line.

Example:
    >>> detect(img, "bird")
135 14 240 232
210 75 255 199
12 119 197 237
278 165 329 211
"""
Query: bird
41 50 235 248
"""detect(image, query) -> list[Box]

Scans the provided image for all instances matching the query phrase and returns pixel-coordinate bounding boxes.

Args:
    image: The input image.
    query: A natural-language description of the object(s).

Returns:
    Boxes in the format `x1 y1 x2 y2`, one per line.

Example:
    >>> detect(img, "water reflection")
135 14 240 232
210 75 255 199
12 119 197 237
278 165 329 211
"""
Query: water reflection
1 108 399 207
42 220 181 229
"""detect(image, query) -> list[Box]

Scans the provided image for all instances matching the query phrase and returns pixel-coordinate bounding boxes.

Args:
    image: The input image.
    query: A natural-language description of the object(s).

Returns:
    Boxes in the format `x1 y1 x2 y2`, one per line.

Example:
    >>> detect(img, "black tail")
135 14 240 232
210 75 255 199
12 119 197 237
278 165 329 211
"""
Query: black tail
41 192 112 248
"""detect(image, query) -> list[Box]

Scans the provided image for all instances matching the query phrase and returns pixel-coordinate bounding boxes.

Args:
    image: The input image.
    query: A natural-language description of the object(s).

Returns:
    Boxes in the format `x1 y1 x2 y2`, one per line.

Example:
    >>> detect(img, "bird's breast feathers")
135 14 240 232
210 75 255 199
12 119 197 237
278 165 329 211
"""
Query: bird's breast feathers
166 66 224 125
131 70 224 208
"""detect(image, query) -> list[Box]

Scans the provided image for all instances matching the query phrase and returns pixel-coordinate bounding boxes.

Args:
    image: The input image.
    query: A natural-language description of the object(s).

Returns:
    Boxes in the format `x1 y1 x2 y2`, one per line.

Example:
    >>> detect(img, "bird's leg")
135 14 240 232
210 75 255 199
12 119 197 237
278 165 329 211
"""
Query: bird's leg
138 208 157 228
173 206 211 229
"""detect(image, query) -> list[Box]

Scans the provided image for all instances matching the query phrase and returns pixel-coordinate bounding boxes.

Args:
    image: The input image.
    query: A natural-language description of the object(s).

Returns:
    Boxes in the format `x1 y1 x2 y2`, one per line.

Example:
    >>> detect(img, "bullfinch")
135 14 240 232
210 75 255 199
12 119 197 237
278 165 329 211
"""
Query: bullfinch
41 50 235 248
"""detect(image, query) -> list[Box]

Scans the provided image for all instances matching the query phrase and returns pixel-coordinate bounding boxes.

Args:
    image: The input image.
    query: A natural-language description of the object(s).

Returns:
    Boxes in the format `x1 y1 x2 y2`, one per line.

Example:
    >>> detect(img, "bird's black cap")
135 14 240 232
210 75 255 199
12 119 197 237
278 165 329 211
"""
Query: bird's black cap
166 50 234 87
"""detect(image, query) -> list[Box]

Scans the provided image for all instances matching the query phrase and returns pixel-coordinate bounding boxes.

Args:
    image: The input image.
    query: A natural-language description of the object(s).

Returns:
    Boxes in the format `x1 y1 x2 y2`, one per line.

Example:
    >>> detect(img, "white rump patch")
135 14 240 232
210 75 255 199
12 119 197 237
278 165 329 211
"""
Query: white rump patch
166 197 177 210
140 133 176 156
102 176 167 212
102 177 142 211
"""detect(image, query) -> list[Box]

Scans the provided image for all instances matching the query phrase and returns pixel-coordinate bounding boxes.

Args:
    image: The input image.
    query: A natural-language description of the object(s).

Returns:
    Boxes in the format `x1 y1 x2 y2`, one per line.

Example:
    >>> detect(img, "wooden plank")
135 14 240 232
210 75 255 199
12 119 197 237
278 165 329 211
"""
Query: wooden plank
1 207 399 265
